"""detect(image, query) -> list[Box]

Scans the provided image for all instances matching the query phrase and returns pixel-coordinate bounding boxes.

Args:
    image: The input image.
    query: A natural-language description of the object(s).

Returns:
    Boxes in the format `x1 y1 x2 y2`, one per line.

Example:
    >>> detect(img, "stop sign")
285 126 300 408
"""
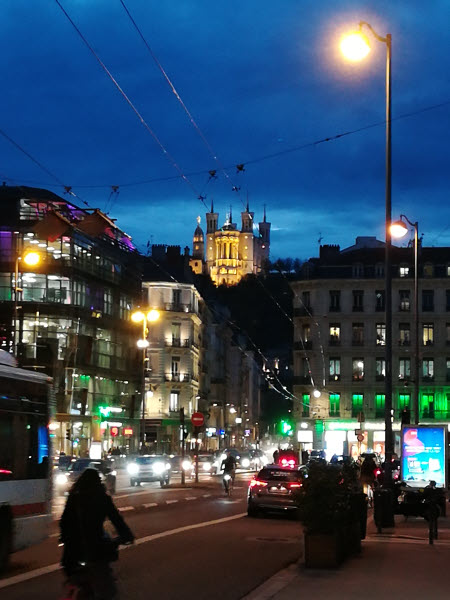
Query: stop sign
191 412 204 427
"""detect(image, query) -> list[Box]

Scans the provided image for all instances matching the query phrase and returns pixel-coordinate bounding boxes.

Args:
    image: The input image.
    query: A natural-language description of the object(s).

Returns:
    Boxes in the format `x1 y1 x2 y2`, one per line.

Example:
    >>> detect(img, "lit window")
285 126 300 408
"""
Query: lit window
399 266 410 277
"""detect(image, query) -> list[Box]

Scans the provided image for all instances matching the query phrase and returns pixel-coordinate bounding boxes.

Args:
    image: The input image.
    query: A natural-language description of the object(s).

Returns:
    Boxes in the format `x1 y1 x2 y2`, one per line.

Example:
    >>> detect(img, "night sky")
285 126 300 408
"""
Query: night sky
1 1 449 260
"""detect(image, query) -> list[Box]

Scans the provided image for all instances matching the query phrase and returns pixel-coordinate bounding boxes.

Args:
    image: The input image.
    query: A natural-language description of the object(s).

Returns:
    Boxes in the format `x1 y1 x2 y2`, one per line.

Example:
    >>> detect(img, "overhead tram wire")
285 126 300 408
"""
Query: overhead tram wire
119 0 247 210
0 128 91 208
6 96 450 193
55 0 209 211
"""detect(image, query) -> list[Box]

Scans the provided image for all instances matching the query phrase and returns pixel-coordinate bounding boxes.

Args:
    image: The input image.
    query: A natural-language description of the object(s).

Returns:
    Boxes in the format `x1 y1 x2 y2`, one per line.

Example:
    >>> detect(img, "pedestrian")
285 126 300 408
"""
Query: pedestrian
273 449 279 464
60 468 134 599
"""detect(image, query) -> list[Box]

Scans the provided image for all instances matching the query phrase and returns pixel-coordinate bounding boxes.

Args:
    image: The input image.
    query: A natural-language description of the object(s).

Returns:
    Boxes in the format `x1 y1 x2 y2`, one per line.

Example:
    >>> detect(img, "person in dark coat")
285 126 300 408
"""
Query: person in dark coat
60 468 134 598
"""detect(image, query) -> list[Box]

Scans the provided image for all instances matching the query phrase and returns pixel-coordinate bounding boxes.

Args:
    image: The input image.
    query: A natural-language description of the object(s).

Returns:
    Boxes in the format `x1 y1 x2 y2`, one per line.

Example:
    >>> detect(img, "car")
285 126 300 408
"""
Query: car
192 454 217 475
127 455 171 487
54 458 117 495
247 465 307 517
170 455 193 476
250 449 268 470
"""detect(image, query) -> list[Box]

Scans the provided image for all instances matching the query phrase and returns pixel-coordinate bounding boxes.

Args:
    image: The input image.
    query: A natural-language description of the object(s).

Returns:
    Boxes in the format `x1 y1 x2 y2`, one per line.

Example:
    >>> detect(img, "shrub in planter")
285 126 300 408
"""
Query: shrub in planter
298 461 363 568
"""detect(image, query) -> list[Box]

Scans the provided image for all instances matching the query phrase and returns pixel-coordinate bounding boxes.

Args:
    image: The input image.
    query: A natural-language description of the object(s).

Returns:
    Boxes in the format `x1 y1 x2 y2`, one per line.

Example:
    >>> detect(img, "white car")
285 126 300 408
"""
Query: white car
127 455 171 487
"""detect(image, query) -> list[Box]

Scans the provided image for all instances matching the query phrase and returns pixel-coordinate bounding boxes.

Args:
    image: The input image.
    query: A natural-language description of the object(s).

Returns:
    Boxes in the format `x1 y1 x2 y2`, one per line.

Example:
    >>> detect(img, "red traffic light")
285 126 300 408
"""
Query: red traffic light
110 426 119 437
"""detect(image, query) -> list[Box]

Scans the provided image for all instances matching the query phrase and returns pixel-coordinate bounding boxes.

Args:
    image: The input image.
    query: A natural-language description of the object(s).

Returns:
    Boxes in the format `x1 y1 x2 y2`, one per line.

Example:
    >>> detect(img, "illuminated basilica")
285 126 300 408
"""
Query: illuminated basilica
189 202 270 286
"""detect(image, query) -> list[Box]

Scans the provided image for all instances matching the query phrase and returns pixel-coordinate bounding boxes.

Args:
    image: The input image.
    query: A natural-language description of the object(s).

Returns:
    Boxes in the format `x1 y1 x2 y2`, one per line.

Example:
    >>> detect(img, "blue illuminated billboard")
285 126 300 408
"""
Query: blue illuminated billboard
401 426 447 488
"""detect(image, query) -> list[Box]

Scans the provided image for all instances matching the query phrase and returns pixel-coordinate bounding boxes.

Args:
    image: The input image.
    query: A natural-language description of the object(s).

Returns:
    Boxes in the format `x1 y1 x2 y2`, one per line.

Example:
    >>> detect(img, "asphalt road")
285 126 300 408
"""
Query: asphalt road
1 472 303 599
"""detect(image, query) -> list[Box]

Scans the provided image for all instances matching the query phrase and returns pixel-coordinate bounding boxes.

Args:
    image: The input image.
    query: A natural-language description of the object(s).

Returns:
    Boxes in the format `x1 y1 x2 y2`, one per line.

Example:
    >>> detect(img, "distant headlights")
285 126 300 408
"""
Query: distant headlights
241 458 250 468
55 473 68 486
127 463 139 475
182 461 192 471
202 462 211 471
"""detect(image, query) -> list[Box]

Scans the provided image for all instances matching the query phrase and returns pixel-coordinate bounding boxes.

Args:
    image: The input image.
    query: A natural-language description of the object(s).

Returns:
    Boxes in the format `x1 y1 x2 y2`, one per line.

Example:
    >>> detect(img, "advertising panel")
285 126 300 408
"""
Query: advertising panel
401 426 447 488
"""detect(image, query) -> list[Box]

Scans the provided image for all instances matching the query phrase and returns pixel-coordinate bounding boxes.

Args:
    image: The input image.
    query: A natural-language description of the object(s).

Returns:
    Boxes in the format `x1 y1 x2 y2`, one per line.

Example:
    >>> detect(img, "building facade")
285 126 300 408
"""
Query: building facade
189 203 271 286
291 237 450 459
0 186 142 455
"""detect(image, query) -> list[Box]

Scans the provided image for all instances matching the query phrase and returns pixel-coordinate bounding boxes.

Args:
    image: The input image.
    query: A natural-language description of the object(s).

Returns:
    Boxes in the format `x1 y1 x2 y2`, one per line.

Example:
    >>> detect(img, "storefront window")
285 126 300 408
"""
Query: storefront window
0 272 11 301
329 394 340 416
352 394 363 418
302 394 310 417
375 394 385 418
398 394 410 412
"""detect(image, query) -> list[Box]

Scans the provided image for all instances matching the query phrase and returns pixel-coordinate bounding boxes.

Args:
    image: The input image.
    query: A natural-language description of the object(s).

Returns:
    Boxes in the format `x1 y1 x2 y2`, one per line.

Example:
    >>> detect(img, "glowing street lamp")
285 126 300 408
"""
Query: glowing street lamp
131 308 160 447
340 21 394 485
391 215 419 425
14 250 41 358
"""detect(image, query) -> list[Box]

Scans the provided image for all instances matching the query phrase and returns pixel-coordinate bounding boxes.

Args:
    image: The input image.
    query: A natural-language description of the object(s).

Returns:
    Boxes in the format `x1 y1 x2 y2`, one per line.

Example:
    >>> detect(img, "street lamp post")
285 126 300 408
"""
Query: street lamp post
341 22 394 476
14 249 41 360
131 309 160 450
391 216 419 425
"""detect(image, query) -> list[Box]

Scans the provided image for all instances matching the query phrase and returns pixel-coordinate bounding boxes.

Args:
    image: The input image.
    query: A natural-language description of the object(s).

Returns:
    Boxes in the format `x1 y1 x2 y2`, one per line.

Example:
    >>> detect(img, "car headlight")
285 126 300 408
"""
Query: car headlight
202 462 211 471
166 463 171 470
241 458 250 468
182 460 192 471
127 463 139 475
153 462 165 475
55 473 68 486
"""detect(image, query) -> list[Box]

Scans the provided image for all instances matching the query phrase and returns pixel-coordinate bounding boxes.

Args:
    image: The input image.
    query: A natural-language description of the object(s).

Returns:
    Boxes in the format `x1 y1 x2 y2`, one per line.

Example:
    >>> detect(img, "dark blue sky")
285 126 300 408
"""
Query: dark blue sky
1 1 449 259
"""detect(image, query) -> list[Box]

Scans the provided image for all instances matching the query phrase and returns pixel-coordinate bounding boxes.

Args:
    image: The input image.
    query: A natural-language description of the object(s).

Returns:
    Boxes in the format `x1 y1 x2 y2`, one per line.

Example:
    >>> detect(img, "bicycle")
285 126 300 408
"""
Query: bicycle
223 472 234 497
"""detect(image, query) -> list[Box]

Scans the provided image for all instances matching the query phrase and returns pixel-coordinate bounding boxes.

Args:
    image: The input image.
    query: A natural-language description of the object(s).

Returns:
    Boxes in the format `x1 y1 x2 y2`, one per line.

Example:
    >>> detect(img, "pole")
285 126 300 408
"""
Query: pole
13 254 19 359
384 33 394 480
195 429 199 484
141 316 147 450
180 407 185 485
413 222 419 425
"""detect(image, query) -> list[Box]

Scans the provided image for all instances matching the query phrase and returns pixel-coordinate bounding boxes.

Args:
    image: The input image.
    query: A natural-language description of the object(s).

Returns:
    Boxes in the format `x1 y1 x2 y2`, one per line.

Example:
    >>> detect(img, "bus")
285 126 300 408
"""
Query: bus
0 350 53 572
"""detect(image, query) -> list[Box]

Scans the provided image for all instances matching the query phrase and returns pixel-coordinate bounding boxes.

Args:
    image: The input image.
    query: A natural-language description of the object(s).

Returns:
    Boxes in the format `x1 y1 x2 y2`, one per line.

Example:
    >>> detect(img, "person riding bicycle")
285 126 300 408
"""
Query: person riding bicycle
60 468 134 599
221 451 237 486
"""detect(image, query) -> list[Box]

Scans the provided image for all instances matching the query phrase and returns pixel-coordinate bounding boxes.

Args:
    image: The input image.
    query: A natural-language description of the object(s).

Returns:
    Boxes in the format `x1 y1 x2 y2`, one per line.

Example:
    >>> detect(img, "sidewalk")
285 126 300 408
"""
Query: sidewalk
243 510 450 600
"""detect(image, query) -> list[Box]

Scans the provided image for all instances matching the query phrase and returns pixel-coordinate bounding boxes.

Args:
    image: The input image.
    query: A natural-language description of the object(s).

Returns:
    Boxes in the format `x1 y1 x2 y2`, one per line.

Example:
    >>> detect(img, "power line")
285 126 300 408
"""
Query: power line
119 0 246 210
55 0 208 210
6 96 450 192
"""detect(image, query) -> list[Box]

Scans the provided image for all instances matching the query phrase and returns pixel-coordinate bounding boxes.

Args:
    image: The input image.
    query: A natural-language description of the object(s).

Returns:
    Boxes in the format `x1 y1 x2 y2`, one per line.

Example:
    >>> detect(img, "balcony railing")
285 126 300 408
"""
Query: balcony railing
164 373 192 383
164 303 193 313
165 338 192 348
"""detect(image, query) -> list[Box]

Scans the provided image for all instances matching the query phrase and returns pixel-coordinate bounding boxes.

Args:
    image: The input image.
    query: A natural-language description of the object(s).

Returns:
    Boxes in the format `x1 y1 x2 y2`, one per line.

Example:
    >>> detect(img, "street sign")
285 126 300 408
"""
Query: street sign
191 412 204 427
123 427 133 436
110 426 119 437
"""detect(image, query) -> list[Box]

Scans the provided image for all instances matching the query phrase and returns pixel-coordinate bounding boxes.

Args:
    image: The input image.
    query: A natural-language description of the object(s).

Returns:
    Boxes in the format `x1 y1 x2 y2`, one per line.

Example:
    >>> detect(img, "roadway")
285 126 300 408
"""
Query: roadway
1 472 304 599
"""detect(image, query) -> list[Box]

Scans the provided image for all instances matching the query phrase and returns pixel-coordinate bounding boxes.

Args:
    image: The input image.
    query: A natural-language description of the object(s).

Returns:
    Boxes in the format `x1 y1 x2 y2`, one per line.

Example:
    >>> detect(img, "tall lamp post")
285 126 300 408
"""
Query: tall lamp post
391 216 419 425
341 22 394 475
131 309 160 449
14 250 41 360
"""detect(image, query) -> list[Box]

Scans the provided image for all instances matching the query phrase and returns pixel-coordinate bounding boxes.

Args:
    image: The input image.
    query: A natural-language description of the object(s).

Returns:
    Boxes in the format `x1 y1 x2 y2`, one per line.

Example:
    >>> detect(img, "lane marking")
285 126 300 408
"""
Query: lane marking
203 494 211 498
115 487 193 498
166 500 178 504
142 502 158 508
185 497 197 501
0 513 246 589
118 506 134 512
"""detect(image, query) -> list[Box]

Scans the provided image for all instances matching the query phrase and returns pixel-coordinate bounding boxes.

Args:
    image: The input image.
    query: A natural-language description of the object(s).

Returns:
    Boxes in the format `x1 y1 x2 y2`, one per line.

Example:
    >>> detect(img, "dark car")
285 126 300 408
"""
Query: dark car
127 455 171 487
170 455 193 476
247 465 307 517
54 458 116 495
192 454 216 475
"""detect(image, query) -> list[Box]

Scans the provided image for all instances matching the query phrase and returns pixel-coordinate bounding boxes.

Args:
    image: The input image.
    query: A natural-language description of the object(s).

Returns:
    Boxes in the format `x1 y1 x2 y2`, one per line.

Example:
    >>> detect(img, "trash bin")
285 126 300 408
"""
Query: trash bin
350 492 368 539
374 487 395 530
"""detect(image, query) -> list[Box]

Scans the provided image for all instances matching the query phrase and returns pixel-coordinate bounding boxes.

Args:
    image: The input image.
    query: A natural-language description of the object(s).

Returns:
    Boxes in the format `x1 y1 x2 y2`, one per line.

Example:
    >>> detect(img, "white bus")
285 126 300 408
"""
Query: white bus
0 351 53 572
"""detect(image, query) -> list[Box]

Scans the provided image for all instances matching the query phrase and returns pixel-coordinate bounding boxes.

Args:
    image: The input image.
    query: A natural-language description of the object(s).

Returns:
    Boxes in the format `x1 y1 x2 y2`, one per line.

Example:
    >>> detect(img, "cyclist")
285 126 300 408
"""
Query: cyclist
221 451 237 493
60 468 134 599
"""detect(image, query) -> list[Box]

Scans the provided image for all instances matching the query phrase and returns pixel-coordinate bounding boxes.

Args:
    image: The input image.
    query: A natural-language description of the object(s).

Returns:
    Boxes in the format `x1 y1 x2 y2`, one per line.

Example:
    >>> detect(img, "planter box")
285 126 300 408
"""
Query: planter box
303 532 344 568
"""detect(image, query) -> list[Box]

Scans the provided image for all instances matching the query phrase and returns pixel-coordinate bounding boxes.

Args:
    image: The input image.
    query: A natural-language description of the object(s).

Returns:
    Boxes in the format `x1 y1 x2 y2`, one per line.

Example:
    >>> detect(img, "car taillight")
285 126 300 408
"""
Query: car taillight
289 482 302 488
250 479 268 488
375 469 381 476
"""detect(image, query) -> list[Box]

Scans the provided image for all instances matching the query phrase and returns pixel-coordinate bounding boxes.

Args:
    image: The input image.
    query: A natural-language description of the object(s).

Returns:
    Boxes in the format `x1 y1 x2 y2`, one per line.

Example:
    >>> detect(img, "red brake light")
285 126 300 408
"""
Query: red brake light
289 482 302 488
281 458 288 466
250 479 268 488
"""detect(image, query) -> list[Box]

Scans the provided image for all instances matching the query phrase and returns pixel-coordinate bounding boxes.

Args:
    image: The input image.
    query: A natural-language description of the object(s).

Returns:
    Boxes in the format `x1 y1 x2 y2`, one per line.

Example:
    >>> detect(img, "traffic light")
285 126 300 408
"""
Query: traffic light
280 420 293 436
66 427 71 441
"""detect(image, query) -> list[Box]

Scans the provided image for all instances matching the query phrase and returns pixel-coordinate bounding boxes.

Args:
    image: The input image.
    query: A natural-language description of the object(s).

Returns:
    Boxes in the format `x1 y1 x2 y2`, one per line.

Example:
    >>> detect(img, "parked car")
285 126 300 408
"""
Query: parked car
247 465 307 517
54 458 116 495
127 455 171 487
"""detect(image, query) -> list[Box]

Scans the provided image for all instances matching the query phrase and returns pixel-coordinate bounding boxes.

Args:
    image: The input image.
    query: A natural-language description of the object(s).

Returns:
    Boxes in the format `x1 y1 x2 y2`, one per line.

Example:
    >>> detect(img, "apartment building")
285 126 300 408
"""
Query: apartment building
291 237 450 459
